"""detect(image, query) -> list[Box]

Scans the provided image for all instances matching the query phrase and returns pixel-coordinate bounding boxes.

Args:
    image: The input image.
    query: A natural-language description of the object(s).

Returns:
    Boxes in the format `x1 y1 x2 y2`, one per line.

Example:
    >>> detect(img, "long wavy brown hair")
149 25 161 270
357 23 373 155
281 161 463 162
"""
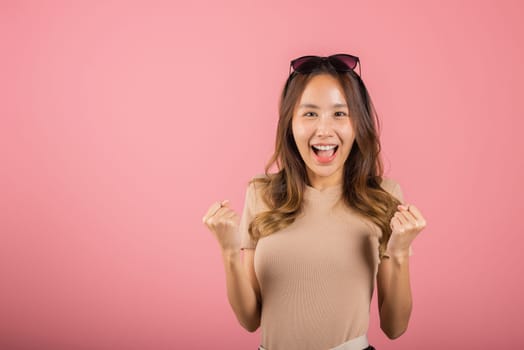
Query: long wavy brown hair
248 61 402 258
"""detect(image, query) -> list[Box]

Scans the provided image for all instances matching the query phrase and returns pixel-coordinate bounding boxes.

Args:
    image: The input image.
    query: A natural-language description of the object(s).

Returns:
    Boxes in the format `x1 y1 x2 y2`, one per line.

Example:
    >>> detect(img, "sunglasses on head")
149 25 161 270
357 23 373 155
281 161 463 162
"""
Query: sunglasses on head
289 53 361 77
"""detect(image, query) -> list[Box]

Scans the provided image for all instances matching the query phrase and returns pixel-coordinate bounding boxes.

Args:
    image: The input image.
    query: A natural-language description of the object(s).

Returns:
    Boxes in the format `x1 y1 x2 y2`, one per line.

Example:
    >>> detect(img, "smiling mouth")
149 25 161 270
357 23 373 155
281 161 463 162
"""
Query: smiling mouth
311 145 339 163
311 145 339 156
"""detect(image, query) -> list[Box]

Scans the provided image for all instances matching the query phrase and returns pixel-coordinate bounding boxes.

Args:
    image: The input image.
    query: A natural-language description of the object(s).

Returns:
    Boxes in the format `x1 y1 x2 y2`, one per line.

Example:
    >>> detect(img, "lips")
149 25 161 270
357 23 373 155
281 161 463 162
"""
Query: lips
311 145 338 163
311 145 339 155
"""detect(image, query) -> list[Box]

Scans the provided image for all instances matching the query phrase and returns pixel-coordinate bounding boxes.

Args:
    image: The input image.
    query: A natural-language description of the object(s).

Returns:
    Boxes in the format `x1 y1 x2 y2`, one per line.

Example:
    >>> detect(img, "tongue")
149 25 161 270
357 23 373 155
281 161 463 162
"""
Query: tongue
317 149 334 158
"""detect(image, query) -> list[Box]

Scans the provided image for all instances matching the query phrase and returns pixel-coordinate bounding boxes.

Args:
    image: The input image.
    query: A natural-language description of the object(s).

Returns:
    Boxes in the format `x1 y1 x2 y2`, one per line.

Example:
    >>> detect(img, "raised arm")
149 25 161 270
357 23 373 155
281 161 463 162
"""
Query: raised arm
376 249 413 339
221 247 261 332
377 180 426 339
377 179 412 339
203 180 262 332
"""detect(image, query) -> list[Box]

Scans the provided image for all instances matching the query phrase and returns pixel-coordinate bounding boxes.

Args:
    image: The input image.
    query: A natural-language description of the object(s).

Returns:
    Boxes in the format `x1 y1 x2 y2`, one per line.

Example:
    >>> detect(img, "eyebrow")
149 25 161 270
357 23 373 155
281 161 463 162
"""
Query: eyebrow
298 103 348 109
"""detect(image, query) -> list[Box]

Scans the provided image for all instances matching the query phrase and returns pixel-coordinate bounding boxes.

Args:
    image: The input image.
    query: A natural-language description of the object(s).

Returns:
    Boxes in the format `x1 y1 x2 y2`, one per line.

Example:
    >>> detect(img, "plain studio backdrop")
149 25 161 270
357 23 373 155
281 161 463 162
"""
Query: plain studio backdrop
1 0 523 349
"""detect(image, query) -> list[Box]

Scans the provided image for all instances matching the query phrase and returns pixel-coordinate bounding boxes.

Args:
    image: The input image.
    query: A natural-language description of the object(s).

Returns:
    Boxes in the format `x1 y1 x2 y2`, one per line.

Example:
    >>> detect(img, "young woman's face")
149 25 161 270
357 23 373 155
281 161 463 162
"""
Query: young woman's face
291 74 356 187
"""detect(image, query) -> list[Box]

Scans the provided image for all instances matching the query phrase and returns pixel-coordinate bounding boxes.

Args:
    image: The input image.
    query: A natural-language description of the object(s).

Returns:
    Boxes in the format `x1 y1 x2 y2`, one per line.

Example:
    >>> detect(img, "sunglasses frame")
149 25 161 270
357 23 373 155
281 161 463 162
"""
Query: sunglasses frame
289 53 361 78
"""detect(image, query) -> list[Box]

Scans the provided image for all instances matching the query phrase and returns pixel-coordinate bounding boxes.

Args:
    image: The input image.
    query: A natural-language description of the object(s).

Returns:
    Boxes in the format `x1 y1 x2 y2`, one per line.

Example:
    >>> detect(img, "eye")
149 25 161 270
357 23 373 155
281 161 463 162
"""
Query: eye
304 112 317 117
335 111 347 117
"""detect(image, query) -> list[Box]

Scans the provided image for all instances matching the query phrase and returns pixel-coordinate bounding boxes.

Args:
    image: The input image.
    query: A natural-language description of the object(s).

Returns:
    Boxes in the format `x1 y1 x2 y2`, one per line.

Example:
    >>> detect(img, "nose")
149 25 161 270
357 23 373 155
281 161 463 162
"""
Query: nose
315 113 335 136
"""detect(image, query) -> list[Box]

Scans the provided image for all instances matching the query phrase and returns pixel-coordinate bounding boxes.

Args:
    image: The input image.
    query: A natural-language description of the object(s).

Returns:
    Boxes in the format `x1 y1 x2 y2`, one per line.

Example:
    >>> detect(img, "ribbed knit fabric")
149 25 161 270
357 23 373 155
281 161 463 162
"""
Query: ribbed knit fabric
239 174 413 350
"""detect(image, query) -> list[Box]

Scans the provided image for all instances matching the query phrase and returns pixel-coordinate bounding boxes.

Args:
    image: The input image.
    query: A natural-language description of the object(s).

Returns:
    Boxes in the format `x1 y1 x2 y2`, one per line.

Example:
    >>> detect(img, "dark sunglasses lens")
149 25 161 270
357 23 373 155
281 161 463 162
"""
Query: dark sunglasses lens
292 56 322 73
329 55 358 71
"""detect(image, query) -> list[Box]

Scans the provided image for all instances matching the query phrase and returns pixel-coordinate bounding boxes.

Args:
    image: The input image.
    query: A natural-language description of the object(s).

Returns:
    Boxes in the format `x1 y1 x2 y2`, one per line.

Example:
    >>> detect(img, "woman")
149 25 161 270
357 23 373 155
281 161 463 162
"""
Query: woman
202 54 427 350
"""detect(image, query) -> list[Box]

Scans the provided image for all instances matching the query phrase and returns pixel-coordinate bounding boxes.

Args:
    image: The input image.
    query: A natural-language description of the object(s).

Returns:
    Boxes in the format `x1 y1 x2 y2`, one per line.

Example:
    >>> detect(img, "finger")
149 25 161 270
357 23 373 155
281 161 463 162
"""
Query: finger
390 216 403 232
224 209 235 217
224 210 237 222
405 205 424 222
214 199 234 216
398 204 426 228
399 204 417 217
209 205 237 227
396 206 418 225
202 201 226 223
393 210 408 226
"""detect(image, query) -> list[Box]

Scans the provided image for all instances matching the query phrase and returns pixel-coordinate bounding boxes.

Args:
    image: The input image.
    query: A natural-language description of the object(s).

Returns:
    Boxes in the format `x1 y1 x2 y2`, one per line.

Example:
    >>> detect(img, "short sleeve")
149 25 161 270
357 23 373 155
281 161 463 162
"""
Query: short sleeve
239 181 257 250
380 180 414 259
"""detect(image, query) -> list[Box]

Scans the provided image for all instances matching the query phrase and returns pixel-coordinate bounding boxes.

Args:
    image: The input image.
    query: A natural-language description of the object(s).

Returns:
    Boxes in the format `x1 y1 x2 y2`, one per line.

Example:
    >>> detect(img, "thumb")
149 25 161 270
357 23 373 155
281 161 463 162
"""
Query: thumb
220 199 230 206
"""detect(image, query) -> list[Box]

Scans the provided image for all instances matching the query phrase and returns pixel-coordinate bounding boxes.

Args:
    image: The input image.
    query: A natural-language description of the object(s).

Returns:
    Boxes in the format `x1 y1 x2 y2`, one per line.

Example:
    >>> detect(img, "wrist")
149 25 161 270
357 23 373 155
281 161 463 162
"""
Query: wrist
221 248 241 260
385 246 412 259
389 253 410 264
386 243 413 255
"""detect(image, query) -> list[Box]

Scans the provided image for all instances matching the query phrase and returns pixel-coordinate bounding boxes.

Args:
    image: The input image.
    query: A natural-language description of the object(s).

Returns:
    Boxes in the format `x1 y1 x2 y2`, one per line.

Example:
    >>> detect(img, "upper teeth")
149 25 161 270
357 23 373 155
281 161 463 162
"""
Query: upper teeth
312 145 337 151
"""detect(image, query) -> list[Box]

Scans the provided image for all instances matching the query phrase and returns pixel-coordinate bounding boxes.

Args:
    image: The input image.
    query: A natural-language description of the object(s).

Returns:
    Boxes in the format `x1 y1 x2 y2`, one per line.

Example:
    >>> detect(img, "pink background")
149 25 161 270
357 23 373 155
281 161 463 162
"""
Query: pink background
1 0 523 349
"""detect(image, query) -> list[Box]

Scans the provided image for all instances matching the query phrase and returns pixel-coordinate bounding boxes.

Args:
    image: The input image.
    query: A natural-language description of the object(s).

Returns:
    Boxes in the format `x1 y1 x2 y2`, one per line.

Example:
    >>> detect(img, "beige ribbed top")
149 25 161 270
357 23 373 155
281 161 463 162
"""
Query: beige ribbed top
239 174 413 350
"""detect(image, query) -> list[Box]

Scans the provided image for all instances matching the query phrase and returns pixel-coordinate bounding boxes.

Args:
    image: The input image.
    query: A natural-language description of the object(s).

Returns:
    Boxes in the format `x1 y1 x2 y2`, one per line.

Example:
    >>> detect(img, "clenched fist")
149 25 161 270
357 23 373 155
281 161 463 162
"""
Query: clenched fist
385 203 427 258
202 199 241 254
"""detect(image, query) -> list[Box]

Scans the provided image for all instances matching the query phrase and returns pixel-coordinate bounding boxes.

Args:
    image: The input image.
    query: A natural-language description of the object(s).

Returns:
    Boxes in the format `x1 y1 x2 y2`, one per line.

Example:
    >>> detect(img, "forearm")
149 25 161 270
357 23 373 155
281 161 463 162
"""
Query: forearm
221 250 261 332
380 255 413 338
